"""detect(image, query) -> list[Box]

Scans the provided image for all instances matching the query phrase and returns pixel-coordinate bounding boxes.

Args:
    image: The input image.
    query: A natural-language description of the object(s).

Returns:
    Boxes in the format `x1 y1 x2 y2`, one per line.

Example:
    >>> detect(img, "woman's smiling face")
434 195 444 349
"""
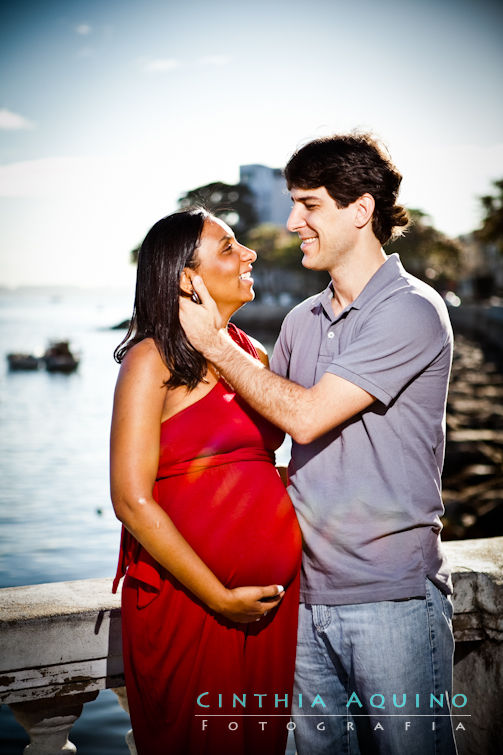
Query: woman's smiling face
192 216 257 318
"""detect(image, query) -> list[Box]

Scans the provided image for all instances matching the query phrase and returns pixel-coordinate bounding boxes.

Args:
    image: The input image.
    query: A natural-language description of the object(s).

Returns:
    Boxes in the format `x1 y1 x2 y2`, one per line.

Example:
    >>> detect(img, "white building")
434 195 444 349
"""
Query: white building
239 164 291 227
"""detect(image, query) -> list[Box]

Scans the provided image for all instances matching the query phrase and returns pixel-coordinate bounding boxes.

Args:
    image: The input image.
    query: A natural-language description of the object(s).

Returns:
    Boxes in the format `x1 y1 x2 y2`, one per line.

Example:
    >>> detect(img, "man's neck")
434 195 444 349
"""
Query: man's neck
329 242 387 316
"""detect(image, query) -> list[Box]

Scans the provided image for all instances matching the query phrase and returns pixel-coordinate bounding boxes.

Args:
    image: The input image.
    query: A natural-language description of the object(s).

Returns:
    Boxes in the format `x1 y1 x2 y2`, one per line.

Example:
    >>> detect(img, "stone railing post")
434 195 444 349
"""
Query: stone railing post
9 692 98 754
112 687 137 755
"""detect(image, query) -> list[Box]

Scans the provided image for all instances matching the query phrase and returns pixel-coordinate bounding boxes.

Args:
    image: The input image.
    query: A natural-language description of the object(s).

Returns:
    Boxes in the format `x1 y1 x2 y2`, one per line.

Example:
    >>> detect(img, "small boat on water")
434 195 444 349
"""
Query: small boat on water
7 353 42 371
6 341 80 373
43 341 80 373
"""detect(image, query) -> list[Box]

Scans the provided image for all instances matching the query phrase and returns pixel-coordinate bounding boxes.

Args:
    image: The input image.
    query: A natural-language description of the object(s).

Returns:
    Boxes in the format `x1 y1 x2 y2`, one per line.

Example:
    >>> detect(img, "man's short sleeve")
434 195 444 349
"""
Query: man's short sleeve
326 291 451 406
270 314 293 378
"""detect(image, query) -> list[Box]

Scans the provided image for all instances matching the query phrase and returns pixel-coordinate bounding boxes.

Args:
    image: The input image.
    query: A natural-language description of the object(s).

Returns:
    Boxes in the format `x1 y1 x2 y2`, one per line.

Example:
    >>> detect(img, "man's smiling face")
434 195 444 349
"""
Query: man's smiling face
287 186 360 272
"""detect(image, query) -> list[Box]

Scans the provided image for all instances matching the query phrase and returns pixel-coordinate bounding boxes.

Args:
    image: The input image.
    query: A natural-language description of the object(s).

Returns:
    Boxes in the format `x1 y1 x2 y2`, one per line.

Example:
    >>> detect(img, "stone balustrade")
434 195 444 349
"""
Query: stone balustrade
1 536 502 755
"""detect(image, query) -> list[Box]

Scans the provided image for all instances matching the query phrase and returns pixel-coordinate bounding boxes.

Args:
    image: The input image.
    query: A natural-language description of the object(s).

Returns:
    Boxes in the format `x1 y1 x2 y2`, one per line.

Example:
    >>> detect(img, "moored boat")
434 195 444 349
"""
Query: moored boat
43 341 80 373
6 353 41 371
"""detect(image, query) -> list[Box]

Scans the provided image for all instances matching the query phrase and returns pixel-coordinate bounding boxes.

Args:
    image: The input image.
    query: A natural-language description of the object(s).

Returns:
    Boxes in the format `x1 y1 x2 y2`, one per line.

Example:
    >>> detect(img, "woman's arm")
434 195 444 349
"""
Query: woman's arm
110 339 284 623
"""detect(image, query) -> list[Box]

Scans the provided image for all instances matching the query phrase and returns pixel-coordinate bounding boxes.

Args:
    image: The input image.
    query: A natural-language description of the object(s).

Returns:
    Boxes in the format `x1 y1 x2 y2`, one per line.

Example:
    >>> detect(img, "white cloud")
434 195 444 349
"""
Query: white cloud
198 55 231 66
0 108 35 131
77 47 96 59
75 23 92 35
0 156 100 197
142 58 181 73
140 55 230 74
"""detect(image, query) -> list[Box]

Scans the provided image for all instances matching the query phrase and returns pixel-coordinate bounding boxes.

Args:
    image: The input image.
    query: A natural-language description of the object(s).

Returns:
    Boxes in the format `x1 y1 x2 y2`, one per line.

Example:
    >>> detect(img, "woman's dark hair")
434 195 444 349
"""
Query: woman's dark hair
114 208 209 390
284 133 409 244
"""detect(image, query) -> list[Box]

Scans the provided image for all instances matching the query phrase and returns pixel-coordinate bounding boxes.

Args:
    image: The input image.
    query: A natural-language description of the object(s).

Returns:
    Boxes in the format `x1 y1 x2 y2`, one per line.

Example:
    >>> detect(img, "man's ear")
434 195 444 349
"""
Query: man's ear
354 193 375 229
180 268 194 295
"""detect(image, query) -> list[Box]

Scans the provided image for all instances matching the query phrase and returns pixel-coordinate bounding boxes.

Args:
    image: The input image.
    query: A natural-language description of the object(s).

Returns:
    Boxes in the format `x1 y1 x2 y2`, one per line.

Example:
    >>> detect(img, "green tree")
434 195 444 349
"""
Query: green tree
388 209 463 287
243 223 329 297
177 181 258 237
130 245 140 265
244 224 301 269
476 178 503 254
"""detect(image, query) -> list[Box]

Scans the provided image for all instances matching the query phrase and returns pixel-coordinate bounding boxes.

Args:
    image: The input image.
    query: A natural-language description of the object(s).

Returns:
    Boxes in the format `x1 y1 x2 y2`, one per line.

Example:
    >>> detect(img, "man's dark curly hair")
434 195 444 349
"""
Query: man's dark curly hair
284 133 409 244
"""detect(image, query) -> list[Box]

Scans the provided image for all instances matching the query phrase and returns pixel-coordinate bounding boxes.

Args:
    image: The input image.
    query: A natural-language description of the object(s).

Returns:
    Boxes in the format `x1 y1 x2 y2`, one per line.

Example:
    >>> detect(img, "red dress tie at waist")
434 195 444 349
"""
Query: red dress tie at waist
156 446 274 478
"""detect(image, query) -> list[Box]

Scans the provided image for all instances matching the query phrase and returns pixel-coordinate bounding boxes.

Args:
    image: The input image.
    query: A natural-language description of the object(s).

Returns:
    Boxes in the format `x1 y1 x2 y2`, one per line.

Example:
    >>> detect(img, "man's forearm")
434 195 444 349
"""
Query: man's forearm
178 281 375 442
208 329 313 442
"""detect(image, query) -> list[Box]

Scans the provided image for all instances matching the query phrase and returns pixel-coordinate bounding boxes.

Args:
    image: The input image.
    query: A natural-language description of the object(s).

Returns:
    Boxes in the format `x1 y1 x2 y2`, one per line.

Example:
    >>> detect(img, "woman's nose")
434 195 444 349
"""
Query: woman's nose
241 244 257 262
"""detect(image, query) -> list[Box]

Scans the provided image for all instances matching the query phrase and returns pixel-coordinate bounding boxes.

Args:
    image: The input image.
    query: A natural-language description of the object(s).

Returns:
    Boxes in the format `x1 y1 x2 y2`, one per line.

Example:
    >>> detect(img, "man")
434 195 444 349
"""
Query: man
179 133 458 754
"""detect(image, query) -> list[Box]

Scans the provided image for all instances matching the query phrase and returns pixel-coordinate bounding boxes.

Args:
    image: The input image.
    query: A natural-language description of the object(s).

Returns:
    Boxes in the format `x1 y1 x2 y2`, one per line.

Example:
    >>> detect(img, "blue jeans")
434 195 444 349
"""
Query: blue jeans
293 579 458 754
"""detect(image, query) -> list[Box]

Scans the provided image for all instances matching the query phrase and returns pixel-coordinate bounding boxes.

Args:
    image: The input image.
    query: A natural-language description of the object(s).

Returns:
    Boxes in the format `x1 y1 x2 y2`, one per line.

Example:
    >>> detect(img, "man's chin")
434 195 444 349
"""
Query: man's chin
302 255 319 270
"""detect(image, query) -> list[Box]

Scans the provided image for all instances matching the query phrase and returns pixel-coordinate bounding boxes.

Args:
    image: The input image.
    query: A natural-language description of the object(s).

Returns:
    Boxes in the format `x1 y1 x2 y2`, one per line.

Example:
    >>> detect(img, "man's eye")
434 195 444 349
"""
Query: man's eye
305 204 317 210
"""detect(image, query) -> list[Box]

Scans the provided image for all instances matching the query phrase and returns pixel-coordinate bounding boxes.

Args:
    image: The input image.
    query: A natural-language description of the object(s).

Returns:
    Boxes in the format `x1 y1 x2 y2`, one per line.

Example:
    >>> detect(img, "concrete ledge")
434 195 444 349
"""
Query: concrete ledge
0 578 122 704
444 537 503 642
0 577 120 622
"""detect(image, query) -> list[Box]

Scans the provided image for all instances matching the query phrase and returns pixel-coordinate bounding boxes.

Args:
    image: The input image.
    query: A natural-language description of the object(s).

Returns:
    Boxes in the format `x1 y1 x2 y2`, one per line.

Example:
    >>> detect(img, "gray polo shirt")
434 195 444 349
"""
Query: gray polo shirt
270 254 453 605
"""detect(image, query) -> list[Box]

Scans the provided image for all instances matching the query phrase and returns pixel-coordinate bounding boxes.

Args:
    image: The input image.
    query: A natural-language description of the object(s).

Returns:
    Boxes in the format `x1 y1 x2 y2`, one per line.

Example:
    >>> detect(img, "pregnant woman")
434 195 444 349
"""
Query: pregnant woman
110 208 302 754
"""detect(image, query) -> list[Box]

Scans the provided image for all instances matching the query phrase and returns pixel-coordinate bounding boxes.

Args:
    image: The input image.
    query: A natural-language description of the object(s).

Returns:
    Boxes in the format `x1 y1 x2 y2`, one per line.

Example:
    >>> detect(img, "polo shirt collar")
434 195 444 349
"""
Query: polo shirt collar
313 253 403 322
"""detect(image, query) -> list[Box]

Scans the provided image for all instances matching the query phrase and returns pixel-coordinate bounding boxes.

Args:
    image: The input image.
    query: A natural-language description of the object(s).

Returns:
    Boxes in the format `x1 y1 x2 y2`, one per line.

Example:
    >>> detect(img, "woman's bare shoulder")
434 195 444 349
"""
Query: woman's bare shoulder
120 338 170 380
247 335 269 367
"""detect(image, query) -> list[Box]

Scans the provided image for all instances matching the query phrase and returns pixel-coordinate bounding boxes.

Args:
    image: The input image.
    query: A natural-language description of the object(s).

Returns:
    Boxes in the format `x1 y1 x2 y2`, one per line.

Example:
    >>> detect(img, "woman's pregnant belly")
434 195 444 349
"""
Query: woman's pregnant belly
156 461 302 589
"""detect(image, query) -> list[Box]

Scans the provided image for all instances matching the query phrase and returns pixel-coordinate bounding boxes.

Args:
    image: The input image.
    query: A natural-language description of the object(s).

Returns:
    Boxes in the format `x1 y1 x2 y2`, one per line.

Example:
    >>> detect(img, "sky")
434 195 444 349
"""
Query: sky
0 0 502 288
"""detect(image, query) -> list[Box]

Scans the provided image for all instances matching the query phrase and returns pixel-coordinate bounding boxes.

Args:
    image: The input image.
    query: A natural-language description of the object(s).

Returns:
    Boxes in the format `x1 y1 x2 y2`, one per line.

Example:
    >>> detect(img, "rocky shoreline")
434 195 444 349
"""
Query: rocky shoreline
442 333 503 540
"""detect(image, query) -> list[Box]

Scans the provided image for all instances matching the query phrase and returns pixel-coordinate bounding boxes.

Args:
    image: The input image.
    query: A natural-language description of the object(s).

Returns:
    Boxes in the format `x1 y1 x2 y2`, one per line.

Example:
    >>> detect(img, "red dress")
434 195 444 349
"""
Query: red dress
113 325 302 754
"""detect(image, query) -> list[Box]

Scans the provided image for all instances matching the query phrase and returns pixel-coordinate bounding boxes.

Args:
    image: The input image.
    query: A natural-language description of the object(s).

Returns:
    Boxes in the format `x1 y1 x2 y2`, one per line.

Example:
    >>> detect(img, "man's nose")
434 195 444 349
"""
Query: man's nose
287 205 305 232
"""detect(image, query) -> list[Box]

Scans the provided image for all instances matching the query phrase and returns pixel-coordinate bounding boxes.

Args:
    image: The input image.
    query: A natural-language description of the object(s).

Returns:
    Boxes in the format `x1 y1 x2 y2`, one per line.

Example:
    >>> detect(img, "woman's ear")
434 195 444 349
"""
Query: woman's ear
180 268 194 295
